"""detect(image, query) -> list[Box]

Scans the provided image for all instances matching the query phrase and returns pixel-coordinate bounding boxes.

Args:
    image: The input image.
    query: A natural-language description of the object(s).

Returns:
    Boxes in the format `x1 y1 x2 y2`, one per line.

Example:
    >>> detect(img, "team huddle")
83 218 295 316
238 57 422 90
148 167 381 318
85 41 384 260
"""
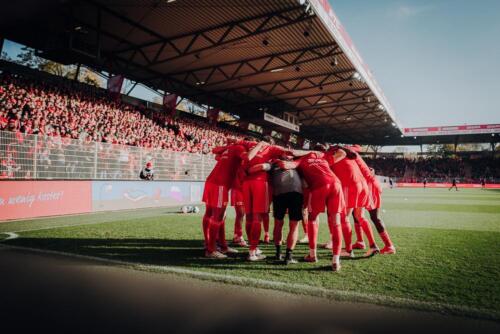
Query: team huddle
201 137 396 272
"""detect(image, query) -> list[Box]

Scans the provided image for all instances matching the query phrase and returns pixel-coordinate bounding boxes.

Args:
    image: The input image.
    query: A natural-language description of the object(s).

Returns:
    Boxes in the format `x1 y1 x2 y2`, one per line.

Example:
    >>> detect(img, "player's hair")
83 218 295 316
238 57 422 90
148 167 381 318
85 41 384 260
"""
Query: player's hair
263 135 275 144
314 143 327 152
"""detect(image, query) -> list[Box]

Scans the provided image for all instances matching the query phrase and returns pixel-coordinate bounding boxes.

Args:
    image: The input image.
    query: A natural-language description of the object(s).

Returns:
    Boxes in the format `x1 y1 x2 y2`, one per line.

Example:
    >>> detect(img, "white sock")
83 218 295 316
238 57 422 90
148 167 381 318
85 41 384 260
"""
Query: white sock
333 255 340 264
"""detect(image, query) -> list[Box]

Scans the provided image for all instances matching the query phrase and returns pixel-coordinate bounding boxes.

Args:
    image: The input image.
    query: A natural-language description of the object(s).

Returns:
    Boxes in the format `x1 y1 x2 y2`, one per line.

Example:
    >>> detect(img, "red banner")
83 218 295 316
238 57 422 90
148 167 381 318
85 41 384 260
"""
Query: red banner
282 132 291 143
107 75 124 101
207 108 220 125
163 94 178 117
397 182 500 189
0 181 92 221
403 124 500 137
239 121 249 130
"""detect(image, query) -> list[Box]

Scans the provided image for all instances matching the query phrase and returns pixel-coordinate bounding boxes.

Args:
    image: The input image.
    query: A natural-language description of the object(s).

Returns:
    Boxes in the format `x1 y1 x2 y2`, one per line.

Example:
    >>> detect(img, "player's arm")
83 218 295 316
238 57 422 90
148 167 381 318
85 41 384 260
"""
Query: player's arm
291 149 312 157
330 149 347 164
214 153 223 161
277 158 300 170
243 141 267 161
212 145 229 155
247 163 272 174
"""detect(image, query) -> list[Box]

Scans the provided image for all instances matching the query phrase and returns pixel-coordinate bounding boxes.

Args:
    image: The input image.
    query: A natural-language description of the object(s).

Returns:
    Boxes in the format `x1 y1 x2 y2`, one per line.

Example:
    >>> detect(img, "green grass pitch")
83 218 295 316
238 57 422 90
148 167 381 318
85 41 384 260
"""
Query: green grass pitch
1 188 499 320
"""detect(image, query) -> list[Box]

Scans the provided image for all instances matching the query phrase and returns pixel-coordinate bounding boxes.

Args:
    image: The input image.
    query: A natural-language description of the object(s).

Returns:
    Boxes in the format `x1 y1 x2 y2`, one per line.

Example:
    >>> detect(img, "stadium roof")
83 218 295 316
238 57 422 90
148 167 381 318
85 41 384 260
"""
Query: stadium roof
0 0 419 145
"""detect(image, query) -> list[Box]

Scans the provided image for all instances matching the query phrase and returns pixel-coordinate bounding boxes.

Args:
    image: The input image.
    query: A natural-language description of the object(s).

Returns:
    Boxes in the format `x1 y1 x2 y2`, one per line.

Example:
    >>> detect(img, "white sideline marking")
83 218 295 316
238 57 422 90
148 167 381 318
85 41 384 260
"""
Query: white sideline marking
3 232 19 240
0 240 497 321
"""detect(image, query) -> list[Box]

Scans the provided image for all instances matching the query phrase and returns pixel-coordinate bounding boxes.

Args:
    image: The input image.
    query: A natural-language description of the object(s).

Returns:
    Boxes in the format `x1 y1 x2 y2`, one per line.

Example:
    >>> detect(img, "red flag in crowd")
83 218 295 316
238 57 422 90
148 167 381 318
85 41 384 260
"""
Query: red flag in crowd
282 132 290 143
208 108 220 125
163 93 178 117
297 137 305 148
107 75 124 101
239 121 249 130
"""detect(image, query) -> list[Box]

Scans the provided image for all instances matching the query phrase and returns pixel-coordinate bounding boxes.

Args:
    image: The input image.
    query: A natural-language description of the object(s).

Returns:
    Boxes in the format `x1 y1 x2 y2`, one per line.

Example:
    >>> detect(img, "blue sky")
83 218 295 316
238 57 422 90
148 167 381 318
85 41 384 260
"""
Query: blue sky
330 0 500 127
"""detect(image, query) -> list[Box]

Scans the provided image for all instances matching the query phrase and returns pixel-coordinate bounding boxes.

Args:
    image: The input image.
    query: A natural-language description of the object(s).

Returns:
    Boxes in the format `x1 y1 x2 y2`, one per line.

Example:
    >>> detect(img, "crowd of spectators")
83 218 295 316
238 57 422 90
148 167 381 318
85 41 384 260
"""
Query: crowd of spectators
0 71 244 155
365 156 499 183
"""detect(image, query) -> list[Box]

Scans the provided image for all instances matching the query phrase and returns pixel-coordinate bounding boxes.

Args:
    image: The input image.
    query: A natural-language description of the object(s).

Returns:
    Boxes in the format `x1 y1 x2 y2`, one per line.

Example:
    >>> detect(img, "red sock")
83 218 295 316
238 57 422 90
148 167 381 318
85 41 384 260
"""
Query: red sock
328 216 342 256
202 215 210 249
218 219 228 250
262 214 270 234
354 222 363 243
234 209 243 239
250 219 261 251
245 218 252 241
273 219 284 246
379 231 394 248
307 220 318 250
301 219 308 234
332 224 342 256
207 219 221 253
341 214 352 252
359 216 376 247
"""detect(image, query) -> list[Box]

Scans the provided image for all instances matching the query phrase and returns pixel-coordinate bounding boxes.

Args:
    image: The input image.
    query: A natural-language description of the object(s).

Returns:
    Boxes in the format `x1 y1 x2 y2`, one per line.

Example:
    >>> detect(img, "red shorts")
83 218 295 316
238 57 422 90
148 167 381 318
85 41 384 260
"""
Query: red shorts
343 181 370 209
231 188 244 207
242 180 271 214
202 182 229 208
366 181 382 210
308 182 345 215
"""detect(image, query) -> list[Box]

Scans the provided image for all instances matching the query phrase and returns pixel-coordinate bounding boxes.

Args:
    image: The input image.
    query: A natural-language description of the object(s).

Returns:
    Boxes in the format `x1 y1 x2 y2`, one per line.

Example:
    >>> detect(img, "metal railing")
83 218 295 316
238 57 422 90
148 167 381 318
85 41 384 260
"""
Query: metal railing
0 130 216 180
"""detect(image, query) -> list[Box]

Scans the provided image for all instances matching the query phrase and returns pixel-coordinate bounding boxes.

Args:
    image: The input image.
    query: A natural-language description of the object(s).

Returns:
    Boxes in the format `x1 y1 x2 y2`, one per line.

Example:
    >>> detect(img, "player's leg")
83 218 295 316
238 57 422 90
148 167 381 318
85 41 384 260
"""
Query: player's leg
233 204 247 246
201 183 213 251
247 181 267 261
284 192 302 264
327 213 342 271
326 183 345 271
242 181 253 246
262 212 270 243
305 211 320 262
273 218 284 259
354 207 378 256
369 208 396 254
262 183 272 243
203 206 213 251
340 207 354 257
272 194 286 260
207 206 228 258
216 211 238 255
299 190 309 243
352 213 365 249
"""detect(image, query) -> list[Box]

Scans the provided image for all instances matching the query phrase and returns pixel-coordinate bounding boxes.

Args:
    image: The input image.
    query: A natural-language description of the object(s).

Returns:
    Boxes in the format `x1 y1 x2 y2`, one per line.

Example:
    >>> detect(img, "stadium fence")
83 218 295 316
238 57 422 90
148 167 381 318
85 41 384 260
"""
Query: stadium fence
0 130 216 181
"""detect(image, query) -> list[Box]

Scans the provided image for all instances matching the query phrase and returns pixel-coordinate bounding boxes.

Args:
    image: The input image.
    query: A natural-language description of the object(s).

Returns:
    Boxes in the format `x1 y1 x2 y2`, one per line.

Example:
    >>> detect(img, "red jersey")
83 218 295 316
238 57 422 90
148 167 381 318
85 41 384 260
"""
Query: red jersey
353 154 375 183
327 151 364 186
244 145 286 182
231 165 246 190
207 144 246 188
296 152 340 190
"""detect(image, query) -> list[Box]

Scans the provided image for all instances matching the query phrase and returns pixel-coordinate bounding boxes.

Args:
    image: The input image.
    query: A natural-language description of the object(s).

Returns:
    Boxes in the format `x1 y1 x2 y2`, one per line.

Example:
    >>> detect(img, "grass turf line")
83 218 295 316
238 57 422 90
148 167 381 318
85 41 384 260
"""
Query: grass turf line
2 188 500 320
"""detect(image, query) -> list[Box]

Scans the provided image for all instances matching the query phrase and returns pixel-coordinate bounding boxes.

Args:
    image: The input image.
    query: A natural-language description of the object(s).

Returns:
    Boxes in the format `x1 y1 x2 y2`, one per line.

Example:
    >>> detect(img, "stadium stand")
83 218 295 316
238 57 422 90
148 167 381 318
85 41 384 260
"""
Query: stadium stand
0 70 245 154
0 67 497 183
365 156 499 183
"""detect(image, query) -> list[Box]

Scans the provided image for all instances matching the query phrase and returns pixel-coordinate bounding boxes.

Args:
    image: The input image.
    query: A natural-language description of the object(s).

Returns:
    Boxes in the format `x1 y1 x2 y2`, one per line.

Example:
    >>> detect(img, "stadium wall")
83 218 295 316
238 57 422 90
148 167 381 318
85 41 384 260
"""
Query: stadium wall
0 180 204 221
